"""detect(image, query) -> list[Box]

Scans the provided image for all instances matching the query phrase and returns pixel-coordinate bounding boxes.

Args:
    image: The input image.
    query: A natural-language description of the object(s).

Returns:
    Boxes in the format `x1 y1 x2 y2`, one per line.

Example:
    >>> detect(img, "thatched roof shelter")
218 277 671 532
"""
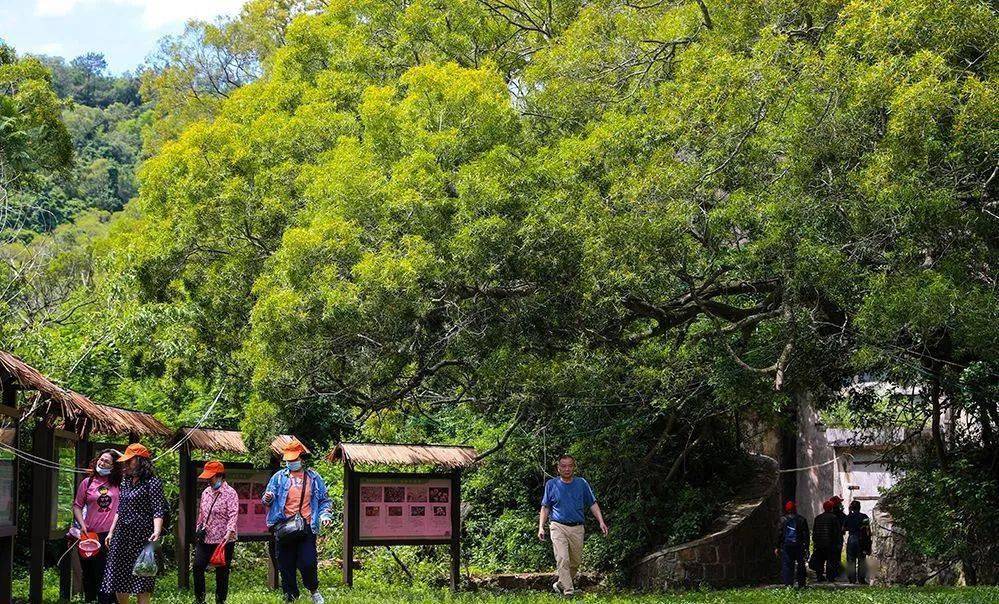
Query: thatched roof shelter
330 442 478 469
0 349 170 438
170 427 310 457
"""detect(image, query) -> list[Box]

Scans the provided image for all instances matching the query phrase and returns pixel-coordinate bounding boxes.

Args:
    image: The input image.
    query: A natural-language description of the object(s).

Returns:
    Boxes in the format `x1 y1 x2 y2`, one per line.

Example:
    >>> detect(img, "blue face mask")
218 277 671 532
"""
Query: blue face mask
211 478 223 490
97 467 111 477
287 460 302 472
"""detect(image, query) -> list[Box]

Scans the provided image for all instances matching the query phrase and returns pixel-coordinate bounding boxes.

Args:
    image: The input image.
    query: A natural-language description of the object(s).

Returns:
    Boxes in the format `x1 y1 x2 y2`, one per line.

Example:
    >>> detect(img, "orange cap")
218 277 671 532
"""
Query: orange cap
117 443 151 462
198 460 225 480
282 439 306 461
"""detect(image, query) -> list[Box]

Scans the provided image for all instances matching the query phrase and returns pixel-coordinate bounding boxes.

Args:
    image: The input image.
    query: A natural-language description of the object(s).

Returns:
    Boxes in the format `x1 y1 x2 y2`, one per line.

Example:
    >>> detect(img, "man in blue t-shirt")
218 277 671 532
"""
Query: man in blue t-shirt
538 454 608 597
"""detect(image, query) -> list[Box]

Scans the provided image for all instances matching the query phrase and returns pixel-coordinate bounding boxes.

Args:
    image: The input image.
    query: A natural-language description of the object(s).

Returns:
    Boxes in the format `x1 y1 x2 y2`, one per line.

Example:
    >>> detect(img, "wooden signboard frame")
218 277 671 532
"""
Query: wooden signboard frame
0 398 19 604
342 466 461 590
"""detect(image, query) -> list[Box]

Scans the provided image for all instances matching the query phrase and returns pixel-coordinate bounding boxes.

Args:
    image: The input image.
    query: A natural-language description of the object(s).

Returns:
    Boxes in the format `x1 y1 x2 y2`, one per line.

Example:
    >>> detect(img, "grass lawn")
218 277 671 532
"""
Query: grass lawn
17 566 999 603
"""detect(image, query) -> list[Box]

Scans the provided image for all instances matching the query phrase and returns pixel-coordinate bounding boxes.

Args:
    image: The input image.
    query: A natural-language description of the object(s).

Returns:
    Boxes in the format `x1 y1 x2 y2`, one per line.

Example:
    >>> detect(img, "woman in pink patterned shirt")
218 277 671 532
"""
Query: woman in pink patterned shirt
193 460 239 604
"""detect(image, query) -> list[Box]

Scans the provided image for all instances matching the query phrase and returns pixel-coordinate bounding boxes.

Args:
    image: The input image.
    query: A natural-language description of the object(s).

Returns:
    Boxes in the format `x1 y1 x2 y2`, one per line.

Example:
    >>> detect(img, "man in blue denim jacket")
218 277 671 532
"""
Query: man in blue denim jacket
263 440 333 603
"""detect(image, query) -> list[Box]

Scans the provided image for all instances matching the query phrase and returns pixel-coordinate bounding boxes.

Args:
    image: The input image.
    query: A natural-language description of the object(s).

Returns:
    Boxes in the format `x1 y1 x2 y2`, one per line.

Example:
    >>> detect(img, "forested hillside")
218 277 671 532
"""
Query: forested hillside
5 52 143 233
2 0 998 579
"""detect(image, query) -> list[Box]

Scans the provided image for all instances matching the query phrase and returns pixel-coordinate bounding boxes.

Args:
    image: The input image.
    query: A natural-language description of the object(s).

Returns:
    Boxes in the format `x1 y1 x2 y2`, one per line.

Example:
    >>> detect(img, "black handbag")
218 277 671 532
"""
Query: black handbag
273 473 309 543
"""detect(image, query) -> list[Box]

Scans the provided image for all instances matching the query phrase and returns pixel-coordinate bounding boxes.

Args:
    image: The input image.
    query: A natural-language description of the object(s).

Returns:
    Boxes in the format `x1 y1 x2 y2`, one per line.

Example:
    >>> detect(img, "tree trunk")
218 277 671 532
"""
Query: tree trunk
962 554 978 586
928 371 947 468
779 410 797 506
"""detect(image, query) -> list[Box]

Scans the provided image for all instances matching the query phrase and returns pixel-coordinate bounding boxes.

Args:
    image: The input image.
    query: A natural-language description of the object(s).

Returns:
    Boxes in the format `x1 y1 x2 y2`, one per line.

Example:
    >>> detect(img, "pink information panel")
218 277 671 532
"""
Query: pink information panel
358 477 453 540
197 467 271 536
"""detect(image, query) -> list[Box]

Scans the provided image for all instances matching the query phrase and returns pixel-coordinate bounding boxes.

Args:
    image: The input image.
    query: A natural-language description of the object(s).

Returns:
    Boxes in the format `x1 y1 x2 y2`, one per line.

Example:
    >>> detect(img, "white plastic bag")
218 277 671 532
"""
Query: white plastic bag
132 542 158 577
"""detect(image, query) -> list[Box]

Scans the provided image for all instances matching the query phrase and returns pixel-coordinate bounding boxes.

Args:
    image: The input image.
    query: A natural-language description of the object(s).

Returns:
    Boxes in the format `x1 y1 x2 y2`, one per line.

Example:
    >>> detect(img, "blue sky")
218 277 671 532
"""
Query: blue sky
0 0 246 73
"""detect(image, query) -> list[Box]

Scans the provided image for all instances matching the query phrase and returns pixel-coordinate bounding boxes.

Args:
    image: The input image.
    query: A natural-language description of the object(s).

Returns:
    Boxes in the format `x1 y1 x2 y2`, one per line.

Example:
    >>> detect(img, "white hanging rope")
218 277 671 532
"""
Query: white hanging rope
153 385 225 461
777 455 842 473
0 440 90 474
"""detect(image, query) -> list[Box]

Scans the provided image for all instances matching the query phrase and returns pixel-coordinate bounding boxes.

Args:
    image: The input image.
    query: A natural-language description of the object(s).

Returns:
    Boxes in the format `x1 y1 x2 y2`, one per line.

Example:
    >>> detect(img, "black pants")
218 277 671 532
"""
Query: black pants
276 532 319 601
846 536 868 584
80 532 113 604
193 542 235 604
829 540 843 579
810 547 838 581
780 543 806 587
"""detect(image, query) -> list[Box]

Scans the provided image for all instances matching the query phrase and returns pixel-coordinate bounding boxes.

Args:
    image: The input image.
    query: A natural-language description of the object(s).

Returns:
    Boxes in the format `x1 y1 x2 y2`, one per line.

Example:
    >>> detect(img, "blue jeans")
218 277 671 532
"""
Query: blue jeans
276 532 319 600
781 543 806 587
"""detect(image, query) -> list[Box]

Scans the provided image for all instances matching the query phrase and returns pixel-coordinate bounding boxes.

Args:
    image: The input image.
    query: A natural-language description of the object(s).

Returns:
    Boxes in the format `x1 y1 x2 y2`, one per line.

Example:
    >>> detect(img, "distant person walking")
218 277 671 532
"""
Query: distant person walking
775 500 809 588
102 443 168 604
73 449 121 604
810 499 839 582
843 500 872 584
537 454 608 598
192 461 238 604
829 495 846 580
263 440 333 604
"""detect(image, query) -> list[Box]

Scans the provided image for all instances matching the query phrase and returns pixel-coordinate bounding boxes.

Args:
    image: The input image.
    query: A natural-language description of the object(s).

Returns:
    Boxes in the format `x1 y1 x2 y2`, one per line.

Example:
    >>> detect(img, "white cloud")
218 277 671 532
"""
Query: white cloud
34 0 246 28
34 0 81 17
27 41 66 55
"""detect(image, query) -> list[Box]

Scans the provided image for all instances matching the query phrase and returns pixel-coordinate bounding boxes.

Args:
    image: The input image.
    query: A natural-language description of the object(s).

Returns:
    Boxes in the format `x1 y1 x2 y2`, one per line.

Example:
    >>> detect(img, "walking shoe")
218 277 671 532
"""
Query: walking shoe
552 581 562 595
311 591 325 604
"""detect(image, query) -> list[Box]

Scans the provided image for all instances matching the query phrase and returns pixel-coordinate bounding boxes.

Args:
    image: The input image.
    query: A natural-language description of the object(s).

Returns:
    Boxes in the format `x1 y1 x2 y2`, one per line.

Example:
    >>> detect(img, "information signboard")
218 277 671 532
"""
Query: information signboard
357 476 453 540
343 469 462 589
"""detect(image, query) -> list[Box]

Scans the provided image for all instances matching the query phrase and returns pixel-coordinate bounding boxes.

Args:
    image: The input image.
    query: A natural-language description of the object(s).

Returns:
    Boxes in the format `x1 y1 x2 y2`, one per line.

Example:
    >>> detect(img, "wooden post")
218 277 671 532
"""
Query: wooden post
0 381 17 604
342 463 354 587
71 438 92 596
0 530 11 604
177 443 192 589
450 471 461 591
58 438 89 601
30 420 55 604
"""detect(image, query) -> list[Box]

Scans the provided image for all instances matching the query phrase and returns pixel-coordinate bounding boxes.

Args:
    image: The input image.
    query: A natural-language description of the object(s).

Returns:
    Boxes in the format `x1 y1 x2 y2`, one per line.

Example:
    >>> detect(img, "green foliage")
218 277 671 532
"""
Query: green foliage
16 566 999 602
882 455 999 572
6 0 999 582
0 46 73 184
12 99 144 231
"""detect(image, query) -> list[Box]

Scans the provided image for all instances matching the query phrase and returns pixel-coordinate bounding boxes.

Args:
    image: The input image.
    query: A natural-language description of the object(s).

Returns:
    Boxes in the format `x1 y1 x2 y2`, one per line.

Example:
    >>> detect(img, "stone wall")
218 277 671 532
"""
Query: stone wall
632 454 780 590
872 506 999 586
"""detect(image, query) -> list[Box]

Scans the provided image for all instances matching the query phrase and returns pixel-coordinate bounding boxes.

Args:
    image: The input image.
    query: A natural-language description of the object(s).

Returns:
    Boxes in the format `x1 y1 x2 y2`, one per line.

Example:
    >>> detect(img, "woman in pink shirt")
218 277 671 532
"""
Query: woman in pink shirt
193 460 239 604
72 449 121 604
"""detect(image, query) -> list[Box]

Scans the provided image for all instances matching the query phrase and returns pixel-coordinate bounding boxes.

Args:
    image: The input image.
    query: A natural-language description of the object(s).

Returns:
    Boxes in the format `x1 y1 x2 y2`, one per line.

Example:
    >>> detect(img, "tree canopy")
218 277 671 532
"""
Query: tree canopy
3 0 998 577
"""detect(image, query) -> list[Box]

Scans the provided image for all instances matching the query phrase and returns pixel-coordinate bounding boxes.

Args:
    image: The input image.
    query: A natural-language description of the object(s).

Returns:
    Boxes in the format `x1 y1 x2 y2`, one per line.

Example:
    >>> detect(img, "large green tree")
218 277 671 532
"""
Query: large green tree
16 0 999 576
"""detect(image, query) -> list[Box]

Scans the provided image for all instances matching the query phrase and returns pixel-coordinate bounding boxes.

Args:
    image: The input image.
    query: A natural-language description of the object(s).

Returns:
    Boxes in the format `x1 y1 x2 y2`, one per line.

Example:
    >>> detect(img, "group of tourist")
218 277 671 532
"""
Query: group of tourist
71 444 865 602
70 438 331 604
777 497 873 587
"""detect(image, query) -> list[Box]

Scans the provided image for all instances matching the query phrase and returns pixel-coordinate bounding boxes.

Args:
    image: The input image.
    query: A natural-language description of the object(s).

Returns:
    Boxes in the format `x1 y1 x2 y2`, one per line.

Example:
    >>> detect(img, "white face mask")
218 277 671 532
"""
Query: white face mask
287 460 302 471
